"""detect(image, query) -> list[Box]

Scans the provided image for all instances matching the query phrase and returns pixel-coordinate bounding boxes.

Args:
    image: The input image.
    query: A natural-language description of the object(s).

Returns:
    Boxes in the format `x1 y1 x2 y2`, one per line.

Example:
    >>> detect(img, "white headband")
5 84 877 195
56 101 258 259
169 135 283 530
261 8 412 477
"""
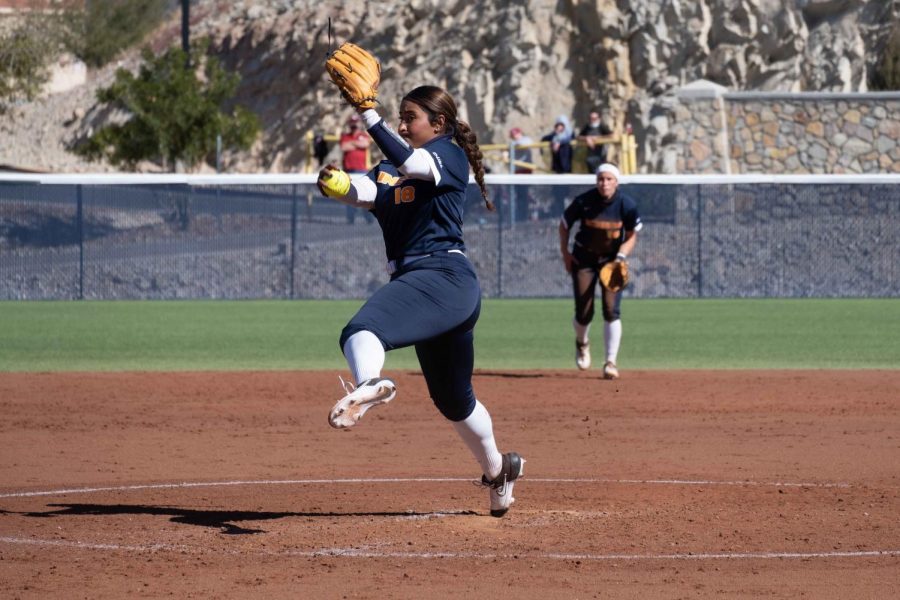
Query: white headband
596 163 620 179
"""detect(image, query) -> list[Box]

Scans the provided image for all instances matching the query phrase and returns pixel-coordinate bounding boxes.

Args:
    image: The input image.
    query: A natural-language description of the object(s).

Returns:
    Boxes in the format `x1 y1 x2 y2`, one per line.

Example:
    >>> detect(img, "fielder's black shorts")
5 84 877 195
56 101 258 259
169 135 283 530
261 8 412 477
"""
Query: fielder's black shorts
571 245 622 324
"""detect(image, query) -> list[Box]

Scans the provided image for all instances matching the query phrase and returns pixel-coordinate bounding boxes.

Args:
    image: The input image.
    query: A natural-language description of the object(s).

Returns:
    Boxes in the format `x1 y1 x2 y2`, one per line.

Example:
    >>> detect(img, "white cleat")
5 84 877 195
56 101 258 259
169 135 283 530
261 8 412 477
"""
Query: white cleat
480 452 525 517
575 342 591 370
603 361 619 380
328 376 397 429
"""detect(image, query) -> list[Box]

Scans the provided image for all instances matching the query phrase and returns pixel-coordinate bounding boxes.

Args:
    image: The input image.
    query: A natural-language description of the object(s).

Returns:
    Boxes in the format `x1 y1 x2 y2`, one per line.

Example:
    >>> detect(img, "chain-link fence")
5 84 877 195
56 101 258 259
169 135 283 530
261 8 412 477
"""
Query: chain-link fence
1 174 897 300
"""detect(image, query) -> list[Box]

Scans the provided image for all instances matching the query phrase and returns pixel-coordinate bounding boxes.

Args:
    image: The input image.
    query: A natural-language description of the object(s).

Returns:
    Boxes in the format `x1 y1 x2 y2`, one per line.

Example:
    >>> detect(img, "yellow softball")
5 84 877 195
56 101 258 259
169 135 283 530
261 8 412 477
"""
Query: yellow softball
320 167 351 198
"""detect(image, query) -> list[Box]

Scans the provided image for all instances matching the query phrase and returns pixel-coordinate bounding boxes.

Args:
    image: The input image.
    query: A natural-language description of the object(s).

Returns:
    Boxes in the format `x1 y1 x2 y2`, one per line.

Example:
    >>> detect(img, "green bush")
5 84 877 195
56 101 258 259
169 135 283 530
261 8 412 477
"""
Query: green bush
0 15 66 115
75 40 261 173
79 0 168 68
870 21 900 91
0 0 161 114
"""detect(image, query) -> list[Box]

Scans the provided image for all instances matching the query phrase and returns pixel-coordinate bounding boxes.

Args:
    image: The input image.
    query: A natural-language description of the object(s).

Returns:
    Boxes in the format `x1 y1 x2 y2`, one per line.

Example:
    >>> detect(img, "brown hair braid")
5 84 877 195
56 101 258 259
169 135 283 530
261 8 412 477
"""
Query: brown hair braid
402 86 494 211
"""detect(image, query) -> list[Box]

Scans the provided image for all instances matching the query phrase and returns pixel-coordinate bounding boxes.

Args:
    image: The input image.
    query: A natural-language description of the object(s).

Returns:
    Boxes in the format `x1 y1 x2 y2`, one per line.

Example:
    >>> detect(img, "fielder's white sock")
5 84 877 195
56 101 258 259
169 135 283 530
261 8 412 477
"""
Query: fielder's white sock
573 318 591 346
342 330 385 385
452 400 503 480
604 319 622 363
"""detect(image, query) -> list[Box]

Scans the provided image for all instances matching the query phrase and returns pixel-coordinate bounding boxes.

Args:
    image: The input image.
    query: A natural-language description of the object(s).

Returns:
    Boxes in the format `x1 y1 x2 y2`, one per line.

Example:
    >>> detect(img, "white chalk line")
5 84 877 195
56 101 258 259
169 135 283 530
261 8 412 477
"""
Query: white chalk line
1 536 897 562
0 476 853 499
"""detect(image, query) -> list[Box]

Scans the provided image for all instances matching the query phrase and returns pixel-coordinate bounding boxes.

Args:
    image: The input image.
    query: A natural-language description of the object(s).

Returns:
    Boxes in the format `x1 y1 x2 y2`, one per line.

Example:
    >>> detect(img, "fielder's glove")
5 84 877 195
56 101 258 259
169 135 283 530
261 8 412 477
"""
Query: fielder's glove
599 259 629 292
325 42 381 110
317 164 351 198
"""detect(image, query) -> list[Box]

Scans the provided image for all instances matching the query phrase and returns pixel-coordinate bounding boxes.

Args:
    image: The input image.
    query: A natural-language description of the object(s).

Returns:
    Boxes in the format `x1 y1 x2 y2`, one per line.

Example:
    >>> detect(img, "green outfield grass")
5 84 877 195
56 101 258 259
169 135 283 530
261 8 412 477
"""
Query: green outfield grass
0 298 898 372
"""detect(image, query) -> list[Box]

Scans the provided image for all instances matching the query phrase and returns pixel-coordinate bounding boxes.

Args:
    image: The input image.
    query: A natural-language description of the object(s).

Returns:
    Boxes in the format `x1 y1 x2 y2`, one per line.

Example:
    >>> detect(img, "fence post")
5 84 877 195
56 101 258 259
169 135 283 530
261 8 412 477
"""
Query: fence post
496 193 504 297
76 184 84 300
508 140 517 227
618 132 636 174
290 184 298 299
305 131 314 173
696 185 703 298
629 133 637 174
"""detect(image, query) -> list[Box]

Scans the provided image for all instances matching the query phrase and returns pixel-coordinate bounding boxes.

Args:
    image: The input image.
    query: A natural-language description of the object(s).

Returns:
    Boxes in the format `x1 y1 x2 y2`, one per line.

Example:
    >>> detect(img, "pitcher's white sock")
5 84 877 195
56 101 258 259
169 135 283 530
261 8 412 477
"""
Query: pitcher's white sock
604 319 622 363
452 400 503 479
342 330 385 385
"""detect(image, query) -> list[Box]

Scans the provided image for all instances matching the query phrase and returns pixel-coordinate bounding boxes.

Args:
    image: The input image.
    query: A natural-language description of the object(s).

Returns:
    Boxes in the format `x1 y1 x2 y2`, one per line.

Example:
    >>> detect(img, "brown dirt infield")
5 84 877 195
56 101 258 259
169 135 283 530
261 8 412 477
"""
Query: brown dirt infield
1 370 898 599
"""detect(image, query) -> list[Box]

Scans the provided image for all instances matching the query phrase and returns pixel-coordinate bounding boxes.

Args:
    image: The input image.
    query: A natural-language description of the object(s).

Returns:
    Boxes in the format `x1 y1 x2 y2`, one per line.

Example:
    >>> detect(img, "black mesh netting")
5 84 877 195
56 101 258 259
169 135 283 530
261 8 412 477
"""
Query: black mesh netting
1 180 897 299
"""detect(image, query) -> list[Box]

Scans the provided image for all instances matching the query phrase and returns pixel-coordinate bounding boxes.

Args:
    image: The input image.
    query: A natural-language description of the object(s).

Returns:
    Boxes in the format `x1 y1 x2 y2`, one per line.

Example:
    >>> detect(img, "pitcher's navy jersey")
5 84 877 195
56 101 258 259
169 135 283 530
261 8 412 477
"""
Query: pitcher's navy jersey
562 188 642 259
365 134 469 262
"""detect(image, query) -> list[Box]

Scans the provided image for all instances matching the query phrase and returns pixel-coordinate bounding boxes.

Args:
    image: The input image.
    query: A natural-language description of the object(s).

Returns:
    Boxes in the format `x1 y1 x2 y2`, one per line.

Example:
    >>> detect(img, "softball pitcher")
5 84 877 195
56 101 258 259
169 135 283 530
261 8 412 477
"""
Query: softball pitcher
559 163 642 379
318 44 524 517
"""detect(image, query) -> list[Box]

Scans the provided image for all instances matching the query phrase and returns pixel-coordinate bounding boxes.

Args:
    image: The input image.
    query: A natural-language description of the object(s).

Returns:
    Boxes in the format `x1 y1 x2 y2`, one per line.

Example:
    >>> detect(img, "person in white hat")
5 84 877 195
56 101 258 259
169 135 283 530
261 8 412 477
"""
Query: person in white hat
558 162 642 379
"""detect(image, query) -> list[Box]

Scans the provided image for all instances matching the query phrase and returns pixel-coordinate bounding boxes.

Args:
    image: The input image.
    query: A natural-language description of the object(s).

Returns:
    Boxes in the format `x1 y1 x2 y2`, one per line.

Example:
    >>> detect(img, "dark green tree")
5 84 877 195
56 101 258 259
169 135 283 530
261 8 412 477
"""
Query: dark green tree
75 41 260 172
0 16 62 115
0 2 148 116
78 0 168 68
870 21 900 91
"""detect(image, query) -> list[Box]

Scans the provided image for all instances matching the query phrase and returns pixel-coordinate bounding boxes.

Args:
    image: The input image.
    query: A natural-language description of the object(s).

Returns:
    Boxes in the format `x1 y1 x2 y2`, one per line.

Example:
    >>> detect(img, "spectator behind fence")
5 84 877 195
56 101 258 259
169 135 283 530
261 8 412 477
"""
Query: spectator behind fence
578 109 613 174
509 127 533 174
313 132 329 167
340 113 374 224
542 115 574 214
542 115 573 174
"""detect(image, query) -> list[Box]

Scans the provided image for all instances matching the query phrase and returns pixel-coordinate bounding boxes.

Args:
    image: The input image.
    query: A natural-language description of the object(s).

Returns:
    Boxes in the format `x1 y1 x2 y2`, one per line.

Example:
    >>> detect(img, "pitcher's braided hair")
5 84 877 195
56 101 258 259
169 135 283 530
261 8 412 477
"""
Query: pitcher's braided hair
402 86 494 211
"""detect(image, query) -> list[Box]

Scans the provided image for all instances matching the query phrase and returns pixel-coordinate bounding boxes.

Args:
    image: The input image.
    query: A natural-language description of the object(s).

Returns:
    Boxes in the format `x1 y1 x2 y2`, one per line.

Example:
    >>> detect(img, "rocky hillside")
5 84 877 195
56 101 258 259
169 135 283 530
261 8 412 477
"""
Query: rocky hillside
1 0 895 173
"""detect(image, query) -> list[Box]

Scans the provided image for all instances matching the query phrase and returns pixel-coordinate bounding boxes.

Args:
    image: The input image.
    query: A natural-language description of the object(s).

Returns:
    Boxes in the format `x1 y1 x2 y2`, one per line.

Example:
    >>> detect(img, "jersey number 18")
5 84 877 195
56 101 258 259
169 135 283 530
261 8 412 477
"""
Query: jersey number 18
394 186 416 204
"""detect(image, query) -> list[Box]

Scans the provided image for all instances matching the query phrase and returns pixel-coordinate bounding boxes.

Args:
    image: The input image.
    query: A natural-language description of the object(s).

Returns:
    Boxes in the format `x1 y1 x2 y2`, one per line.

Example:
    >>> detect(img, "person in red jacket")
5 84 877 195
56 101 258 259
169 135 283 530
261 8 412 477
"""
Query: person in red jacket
340 113 373 224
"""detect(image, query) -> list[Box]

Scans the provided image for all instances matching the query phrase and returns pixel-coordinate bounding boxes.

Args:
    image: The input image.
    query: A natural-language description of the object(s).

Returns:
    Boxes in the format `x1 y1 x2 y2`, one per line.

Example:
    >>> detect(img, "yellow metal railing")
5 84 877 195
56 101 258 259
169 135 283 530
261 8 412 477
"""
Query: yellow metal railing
305 131 638 175
480 134 637 175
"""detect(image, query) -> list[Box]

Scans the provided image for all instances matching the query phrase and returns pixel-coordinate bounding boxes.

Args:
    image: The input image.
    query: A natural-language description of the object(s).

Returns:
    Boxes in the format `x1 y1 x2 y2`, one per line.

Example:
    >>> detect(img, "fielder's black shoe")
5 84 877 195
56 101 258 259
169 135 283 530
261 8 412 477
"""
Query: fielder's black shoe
328 376 396 429
480 451 525 517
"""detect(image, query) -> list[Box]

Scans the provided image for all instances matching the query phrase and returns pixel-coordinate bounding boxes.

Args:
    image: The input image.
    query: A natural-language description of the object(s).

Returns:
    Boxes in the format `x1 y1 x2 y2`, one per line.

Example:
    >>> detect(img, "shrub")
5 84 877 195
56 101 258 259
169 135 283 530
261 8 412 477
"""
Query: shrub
0 15 65 114
870 21 900 91
78 0 168 68
74 40 260 173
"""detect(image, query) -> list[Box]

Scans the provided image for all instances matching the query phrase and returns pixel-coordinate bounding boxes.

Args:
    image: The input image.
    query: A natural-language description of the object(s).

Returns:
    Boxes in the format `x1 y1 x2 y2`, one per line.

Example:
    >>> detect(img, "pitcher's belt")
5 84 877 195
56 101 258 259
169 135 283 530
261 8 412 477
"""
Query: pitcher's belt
387 249 465 275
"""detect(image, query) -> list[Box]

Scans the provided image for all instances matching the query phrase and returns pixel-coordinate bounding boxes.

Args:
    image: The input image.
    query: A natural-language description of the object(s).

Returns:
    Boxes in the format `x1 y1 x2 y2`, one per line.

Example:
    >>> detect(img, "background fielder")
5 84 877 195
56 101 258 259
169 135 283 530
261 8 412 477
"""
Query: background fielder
559 163 642 379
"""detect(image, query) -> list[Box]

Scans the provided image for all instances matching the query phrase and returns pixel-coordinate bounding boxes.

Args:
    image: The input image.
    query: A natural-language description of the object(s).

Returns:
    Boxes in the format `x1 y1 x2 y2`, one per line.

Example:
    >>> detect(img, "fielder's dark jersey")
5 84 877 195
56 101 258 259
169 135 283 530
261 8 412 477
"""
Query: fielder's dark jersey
365 134 468 262
562 188 642 259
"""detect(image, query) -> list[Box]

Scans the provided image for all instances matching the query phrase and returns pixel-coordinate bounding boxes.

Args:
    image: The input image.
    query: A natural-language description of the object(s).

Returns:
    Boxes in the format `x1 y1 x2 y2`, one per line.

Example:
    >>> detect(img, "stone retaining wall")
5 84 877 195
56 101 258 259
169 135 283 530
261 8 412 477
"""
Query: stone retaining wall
667 82 900 175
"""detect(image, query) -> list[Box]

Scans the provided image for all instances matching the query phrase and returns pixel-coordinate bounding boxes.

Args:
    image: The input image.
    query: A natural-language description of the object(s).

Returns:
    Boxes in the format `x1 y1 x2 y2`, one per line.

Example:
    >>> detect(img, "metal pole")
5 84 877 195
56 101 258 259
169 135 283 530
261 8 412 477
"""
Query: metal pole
181 0 190 55
696 185 703 298
496 192 503 297
290 184 298 299
508 141 516 227
305 131 314 173
76 184 84 300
